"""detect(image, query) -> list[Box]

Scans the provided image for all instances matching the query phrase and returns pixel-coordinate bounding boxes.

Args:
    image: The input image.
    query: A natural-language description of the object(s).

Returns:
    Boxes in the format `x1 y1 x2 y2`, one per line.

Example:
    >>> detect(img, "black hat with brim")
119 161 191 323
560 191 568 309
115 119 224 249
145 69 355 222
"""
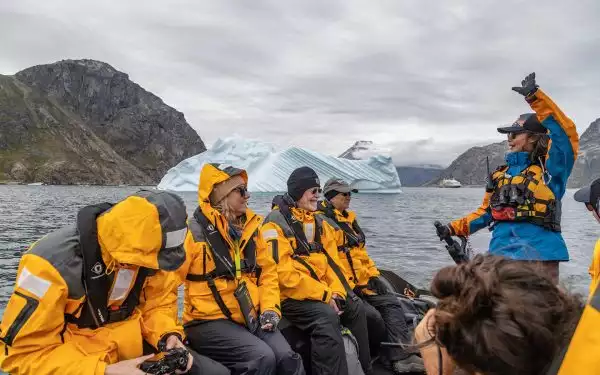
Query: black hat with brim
574 178 600 211
497 113 547 134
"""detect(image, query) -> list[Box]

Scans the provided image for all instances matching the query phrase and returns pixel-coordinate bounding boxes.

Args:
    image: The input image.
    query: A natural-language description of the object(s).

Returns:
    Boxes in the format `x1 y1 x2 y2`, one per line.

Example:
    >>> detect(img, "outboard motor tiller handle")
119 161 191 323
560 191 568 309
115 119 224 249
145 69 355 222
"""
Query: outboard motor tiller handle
434 221 470 264
434 221 455 247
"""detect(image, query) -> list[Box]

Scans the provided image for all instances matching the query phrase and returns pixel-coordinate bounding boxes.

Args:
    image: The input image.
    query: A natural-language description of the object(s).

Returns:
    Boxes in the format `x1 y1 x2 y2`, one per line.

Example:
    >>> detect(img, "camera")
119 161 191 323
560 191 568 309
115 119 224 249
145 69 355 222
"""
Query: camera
138 347 189 375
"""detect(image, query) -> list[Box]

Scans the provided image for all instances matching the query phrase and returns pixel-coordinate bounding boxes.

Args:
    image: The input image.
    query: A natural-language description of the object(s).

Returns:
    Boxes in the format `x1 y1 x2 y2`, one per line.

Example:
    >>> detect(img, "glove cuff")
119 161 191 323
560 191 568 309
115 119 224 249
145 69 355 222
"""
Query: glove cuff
525 91 538 104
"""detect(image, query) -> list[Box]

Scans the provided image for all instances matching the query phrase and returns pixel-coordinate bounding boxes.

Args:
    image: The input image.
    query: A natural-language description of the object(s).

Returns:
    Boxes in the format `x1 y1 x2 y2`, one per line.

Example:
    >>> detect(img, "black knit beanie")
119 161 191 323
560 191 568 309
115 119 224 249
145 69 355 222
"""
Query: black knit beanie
287 166 321 201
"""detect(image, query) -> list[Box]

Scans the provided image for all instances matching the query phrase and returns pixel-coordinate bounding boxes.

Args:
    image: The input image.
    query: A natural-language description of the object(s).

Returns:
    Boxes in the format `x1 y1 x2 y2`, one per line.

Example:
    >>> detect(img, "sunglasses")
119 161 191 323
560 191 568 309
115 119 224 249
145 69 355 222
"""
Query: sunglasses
233 185 249 197
507 131 528 140
309 187 322 195
338 192 352 197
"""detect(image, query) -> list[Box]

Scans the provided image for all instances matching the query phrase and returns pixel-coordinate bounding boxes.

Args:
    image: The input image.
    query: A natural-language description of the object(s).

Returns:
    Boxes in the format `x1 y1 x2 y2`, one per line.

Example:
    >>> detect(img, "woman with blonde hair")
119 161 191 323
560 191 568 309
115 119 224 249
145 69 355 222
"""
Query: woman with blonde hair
178 163 305 375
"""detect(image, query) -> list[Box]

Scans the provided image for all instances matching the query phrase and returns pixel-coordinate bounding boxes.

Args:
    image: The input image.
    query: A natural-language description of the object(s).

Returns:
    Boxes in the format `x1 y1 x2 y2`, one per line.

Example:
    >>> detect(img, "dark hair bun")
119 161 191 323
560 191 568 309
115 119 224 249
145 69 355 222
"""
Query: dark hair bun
429 254 583 375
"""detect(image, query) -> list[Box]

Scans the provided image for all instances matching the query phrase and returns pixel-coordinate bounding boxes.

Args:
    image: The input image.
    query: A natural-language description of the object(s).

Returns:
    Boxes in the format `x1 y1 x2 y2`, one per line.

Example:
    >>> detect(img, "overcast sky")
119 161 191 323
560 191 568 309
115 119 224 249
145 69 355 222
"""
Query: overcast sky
1 0 599 166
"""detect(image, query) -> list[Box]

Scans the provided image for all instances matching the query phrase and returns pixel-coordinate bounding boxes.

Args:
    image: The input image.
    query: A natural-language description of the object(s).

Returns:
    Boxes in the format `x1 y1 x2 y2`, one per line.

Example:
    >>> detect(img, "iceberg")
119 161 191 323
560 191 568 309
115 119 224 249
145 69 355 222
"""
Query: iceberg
157 136 402 193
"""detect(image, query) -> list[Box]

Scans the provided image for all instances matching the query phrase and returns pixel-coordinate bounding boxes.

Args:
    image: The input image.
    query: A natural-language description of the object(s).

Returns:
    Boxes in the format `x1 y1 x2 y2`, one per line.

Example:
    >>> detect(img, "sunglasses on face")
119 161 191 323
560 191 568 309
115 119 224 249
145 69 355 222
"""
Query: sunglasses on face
234 186 248 197
338 192 351 197
507 131 528 140
309 188 322 195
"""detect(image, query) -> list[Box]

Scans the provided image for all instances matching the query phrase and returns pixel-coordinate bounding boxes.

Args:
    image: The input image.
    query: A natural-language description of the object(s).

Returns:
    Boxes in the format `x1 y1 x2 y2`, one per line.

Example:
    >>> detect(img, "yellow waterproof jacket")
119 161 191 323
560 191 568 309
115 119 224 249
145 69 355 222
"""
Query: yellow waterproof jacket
589 239 600 297
0 194 185 375
551 280 600 374
261 205 347 303
178 163 280 325
317 202 379 287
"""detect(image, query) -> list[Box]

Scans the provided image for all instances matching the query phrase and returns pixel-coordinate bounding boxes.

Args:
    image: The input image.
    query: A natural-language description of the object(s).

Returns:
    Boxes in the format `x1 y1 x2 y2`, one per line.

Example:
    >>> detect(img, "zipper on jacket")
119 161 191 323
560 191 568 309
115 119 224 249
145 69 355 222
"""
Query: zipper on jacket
269 239 279 264
1 291 39 346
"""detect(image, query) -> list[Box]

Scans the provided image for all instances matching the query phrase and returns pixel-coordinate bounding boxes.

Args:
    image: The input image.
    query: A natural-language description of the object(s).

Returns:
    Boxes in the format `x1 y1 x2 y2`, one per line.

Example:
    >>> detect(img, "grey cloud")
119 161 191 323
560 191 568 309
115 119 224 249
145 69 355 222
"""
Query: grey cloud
1 0 599 166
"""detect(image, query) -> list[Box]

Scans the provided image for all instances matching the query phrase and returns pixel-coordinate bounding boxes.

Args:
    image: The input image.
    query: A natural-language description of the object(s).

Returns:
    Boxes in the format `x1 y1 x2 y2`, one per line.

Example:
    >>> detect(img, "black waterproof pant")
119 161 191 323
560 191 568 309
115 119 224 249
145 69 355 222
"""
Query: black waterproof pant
361 293 412 361
282 297 372 375
361 298 387 356
184 319 305 375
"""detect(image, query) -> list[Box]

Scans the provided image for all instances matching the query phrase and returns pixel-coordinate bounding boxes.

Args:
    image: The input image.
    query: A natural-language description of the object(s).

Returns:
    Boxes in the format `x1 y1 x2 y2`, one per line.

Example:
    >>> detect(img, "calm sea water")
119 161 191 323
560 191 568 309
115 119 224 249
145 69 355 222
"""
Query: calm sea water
0 186 597 317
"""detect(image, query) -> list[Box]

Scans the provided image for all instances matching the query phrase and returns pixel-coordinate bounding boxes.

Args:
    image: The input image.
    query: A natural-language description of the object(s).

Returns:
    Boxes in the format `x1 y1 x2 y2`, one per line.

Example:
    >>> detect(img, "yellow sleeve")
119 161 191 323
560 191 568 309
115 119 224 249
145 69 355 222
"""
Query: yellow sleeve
356 245 380 279
556 279 600 375
333 223 345 247
589 239 600 297
0 254 107 375
529 88 579 162
139 270 184 349
449 191 493 236
321 225 350 297
260 222 333 303
255 232 281 316
528 88 579 199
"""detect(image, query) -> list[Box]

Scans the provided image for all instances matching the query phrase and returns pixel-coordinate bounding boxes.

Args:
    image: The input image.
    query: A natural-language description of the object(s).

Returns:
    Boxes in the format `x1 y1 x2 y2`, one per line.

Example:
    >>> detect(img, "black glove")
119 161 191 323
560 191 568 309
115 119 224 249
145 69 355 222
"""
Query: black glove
259 310 280 331
435 223 453 240
156 332 183 352
368 276 388 295
332 294 348 312
511 72 539 98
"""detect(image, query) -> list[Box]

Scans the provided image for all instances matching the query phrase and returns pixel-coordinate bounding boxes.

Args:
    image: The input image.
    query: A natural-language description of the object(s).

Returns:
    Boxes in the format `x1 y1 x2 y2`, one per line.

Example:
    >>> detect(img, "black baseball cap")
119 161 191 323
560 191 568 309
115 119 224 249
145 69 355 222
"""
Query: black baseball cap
574 178 600 212
497 113 547 134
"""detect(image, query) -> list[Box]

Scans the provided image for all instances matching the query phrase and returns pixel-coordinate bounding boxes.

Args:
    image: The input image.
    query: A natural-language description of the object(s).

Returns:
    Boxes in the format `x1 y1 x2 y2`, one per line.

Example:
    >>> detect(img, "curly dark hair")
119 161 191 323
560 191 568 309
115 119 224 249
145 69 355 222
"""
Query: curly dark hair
429 254 583 375
528 132 550 164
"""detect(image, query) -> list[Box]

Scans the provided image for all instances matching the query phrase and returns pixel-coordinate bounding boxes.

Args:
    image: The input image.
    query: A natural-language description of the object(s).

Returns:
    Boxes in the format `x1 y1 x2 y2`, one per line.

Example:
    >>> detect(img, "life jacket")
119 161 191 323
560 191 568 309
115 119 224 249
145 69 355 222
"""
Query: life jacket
319 200 366 282
185 207 260 320
66 203 151 329
489 163 561 232
272 194 357 299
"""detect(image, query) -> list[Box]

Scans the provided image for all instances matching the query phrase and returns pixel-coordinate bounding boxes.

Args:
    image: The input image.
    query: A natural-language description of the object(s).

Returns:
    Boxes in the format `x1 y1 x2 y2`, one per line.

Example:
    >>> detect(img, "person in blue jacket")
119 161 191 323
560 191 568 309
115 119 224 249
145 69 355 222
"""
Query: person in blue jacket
437 73 580 283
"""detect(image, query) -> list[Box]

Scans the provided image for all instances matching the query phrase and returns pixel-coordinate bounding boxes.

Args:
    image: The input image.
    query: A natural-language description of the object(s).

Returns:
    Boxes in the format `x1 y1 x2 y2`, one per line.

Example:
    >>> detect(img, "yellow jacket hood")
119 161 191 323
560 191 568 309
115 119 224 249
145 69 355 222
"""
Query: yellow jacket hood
197 163 248 223
97 190 188 271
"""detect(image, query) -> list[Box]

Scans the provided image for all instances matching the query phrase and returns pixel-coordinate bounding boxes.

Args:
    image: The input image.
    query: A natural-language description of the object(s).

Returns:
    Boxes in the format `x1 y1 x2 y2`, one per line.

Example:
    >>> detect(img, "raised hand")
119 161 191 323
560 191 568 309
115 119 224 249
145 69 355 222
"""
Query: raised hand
511 72 539 97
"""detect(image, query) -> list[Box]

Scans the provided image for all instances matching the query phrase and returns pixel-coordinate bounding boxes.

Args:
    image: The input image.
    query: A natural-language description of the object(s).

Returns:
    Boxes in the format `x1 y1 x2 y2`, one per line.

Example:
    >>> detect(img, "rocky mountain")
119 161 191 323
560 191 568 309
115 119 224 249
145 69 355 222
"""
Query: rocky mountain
429 119 600 188
396 165 443 187
428 141 508 186
0 59 205 184
568 119 600 187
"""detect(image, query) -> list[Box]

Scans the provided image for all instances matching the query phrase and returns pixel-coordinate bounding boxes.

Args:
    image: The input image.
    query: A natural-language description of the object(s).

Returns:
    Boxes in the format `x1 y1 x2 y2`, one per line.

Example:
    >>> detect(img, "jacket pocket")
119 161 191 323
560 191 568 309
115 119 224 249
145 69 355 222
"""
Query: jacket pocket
187 278 232 317
64 325 116 363
188 277 229 296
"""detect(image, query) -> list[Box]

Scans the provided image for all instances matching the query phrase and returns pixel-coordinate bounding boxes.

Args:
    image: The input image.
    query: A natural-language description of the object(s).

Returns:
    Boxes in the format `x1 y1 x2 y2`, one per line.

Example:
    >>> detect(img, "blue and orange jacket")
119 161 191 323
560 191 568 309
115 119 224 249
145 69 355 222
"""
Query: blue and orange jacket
449 89 579 261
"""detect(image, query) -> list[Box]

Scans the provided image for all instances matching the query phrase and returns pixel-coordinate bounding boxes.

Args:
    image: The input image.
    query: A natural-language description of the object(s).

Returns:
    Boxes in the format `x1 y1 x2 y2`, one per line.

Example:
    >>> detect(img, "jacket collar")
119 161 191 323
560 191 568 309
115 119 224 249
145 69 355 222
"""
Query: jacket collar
290 207 315 222
505 151 531 169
